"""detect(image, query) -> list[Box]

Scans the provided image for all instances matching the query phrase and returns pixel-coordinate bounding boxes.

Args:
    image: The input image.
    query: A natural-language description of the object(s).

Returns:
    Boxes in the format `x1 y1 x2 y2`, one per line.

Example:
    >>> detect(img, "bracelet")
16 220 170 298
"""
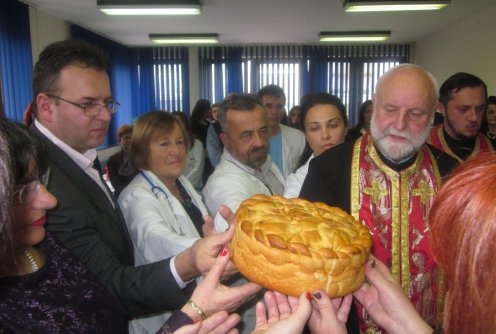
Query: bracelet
187 299 207 321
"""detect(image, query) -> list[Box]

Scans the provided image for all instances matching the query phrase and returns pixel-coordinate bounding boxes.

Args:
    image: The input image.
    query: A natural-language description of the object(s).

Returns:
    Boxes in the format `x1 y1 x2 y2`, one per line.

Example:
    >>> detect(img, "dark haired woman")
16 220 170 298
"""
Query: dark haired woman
284 93 348 198
0 118 127 333
346 100 372 142
481 95 496 148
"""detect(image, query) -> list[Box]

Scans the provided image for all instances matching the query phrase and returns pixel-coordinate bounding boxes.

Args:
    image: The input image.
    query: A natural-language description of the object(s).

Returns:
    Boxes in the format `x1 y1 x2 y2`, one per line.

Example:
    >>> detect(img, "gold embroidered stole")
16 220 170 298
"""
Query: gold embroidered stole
350 134 444 332
428 124 494 163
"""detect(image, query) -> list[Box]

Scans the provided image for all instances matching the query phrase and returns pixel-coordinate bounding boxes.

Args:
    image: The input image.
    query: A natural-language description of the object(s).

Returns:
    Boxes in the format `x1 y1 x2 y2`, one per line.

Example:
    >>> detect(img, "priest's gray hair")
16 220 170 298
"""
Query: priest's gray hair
375 63 439 112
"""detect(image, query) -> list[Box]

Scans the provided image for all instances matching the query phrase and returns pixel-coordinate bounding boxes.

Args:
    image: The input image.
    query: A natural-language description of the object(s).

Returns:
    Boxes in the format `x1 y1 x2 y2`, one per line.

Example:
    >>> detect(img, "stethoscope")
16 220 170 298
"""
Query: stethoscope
140 171 185 235
140 171 170 200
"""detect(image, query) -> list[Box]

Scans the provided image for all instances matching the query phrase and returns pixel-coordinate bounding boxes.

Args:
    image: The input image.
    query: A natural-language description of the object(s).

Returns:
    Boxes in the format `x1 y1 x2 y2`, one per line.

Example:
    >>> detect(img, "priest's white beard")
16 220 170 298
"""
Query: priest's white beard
370 117 431 162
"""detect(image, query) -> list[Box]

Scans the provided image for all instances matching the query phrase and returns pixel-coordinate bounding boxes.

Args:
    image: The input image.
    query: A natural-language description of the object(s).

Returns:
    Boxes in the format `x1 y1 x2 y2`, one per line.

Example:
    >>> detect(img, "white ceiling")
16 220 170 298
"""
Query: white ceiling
21 0 495 46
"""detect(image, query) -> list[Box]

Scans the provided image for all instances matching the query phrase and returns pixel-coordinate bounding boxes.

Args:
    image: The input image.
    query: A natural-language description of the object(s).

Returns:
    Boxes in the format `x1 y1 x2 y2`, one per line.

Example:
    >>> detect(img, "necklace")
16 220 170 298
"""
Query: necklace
24 249 39 272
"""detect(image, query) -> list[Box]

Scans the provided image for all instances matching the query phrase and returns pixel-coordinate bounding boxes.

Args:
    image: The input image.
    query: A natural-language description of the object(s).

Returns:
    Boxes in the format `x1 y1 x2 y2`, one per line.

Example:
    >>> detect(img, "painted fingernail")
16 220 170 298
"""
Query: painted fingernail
371 260 376 268
220 247 228 256
306 292 312 300
313 292 322 299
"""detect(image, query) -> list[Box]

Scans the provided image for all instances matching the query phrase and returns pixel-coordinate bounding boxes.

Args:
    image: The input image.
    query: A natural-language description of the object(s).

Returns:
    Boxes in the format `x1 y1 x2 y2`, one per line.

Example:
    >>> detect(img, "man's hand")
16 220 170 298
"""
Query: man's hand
201 215 216 237
175 205 239 282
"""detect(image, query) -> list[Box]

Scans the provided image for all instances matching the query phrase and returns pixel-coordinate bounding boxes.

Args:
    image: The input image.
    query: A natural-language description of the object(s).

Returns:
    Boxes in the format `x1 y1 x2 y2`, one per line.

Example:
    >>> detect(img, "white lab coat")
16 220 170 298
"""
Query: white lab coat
283 154 314 198
202 150 285 232
183 138 205 190
118 170 208 334
202 150 285 334
279 124 306 177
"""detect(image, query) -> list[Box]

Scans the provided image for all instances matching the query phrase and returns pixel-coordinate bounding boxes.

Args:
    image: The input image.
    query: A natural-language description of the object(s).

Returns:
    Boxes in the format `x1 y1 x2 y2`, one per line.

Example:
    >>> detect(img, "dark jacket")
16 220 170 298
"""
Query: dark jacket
35 126 194 318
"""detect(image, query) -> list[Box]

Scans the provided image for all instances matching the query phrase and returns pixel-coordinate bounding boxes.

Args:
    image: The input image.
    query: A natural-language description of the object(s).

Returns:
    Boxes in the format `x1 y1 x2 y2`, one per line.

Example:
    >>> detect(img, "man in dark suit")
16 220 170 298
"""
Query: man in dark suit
31 39 259 319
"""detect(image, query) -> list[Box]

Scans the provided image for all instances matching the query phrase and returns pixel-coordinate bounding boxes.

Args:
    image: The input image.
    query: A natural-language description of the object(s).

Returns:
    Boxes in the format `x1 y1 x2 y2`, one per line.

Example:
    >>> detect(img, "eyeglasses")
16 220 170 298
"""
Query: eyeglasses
13 168 50 205
47 94 120 117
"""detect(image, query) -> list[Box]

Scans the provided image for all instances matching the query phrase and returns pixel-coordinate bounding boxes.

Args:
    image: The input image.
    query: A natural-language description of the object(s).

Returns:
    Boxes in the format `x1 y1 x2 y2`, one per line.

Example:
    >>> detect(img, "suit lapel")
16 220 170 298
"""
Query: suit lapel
32 126 135 262
48 142 116 215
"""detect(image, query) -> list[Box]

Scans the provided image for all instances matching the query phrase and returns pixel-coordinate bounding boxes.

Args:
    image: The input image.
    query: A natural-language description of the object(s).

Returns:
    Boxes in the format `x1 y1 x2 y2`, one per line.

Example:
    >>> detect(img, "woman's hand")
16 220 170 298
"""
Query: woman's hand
173 311 240 334
353 257 432 334
308 291 352 334
252 291 312 334
182 243 261 322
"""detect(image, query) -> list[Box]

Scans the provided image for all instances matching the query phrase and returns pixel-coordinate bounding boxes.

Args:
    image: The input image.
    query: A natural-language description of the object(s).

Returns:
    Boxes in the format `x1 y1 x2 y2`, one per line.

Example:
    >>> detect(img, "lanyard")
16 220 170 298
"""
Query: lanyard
225 158 274 196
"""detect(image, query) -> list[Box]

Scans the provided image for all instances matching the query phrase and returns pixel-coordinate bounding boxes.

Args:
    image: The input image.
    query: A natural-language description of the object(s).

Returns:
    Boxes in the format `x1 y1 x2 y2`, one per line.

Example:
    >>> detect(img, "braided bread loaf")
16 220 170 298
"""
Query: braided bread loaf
230 194 372 297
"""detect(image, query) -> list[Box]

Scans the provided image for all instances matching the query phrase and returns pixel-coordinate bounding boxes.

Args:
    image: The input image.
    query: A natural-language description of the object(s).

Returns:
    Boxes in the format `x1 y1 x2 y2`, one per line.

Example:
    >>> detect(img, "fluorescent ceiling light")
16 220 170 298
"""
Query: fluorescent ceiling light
319 31 391 43
344 0 450 12
150 34 219 45
97 0 201 15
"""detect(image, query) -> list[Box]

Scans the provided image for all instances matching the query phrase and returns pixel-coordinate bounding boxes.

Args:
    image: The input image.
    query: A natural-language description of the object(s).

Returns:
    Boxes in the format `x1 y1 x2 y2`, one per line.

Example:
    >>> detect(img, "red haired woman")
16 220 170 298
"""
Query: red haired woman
429 153 496 333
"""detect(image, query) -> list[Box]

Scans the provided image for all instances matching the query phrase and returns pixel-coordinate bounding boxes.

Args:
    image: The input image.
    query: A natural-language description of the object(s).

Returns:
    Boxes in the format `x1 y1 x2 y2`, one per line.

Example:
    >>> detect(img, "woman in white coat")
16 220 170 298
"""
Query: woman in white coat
284 93 348 198
172 111 205 190
118 110 211 334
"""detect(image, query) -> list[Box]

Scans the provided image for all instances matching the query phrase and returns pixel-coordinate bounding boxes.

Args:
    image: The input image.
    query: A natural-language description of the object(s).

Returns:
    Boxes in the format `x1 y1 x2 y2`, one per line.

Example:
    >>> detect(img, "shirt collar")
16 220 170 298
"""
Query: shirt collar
222 149 273 177
35 119 97 171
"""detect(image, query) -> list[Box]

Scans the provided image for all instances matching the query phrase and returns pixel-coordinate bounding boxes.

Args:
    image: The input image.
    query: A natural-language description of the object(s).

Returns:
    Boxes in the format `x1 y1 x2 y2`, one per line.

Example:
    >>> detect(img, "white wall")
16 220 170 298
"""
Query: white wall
29 7 69 64
416 5 496 95
27 9 202 112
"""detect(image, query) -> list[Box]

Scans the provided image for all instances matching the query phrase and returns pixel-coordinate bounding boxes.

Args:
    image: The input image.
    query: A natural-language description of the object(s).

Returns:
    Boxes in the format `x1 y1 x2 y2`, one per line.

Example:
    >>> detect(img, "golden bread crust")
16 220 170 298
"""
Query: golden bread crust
230 194 372 297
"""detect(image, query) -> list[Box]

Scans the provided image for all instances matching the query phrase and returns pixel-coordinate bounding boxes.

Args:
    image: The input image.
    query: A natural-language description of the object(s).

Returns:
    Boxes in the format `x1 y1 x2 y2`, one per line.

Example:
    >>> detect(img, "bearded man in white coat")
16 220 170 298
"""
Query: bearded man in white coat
202 93 285 334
